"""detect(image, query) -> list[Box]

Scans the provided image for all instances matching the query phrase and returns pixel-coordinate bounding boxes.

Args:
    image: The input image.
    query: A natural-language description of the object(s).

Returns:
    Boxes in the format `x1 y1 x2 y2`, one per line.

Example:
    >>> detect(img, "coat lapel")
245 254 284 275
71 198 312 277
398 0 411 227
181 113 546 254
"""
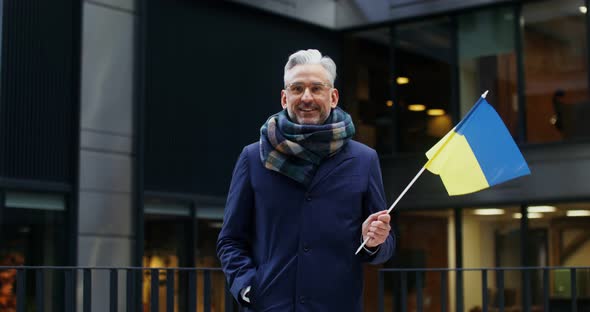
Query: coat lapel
308 144 355 191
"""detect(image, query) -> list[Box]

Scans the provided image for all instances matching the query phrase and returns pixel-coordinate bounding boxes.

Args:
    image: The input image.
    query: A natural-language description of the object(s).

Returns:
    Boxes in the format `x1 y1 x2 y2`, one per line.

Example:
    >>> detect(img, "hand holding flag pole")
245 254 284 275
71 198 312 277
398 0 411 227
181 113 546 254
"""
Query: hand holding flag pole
355 166 426 254
355 90 530 255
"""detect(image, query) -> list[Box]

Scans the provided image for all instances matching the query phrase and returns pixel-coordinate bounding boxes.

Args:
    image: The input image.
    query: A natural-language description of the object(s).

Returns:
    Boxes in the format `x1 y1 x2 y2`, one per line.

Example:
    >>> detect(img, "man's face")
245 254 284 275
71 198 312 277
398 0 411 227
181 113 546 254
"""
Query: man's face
281 64 339 125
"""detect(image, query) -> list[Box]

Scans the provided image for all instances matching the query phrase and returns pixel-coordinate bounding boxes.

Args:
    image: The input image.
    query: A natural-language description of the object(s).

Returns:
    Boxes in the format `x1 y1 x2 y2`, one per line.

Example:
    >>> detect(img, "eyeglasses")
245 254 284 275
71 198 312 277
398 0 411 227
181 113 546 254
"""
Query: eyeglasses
284 82 332 96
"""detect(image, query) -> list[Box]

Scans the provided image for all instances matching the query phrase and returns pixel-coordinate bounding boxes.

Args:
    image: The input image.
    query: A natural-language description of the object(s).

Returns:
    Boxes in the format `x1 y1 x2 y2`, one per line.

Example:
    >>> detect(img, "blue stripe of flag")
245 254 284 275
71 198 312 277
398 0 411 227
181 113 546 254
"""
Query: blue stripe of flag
456 98 530 186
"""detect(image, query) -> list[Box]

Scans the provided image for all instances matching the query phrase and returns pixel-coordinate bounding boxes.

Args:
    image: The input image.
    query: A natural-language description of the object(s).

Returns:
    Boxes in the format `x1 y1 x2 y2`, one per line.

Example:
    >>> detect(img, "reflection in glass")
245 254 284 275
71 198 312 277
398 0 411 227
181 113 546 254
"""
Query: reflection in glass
143 199 192 312
343 27 395 154
394 18 453 153
196 203 226 312
464 203 590 310
1 191 67 312
389 209 452 312
463 206 524 311
458 6 518 137
523 0 590 143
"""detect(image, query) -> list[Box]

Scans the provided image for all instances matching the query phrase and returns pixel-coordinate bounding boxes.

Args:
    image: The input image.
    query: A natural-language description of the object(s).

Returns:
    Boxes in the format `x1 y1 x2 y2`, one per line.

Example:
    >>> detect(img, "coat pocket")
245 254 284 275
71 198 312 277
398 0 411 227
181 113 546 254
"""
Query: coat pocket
250 263 266 307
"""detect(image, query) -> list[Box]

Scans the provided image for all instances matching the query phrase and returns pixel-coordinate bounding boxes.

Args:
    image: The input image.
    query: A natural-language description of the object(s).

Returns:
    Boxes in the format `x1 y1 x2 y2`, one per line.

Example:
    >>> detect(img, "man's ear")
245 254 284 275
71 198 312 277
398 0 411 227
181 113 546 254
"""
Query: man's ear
281 89 287 109
330 88 339 108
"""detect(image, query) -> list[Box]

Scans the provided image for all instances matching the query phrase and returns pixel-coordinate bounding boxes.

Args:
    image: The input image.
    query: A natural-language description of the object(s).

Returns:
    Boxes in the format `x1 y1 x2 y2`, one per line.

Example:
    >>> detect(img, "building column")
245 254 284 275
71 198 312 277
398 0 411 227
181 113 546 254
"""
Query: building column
77 0 136 310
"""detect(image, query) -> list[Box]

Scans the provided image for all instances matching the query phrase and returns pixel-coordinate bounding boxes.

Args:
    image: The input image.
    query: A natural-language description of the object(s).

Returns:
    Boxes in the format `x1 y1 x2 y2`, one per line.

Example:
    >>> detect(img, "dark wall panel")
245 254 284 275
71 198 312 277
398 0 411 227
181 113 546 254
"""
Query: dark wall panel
0 0 78 184
144 1 342 196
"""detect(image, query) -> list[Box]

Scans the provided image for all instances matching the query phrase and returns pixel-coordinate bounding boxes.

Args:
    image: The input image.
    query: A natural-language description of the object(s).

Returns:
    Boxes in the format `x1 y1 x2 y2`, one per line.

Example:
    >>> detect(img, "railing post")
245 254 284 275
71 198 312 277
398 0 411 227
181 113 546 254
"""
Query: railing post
522 269 531 312
151 269 159 312
126 269 137 312
482 269 488 312
110 269 119 312
36 269 44 312
188 270 196 312
497 269 504 312
83 269 92 312
416 271 423 312
65 269 75 312
456 269 463 312
543 268 550 312
571 268 577 312
392 272 398 312
400 271 407 312
441 270 447 312
17 268 25 312
204 270 211 312
378 270 384 312
166 269 174 312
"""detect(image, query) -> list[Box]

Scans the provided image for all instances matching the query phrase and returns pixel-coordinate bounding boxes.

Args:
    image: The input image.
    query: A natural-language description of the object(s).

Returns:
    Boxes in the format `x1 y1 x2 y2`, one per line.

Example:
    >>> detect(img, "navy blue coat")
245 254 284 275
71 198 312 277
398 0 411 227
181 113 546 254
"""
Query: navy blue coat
217 140 395 311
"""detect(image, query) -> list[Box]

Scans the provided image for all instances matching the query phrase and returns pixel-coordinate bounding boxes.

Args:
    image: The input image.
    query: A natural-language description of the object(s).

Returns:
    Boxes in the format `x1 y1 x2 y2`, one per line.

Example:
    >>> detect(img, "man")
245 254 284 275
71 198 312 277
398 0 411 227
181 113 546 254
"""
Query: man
217 49 395 311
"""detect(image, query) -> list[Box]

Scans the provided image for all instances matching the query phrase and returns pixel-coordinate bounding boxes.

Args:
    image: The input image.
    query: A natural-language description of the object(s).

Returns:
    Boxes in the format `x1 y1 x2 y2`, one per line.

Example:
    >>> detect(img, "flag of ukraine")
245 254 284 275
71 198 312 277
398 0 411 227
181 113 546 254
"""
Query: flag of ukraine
425 96 531 196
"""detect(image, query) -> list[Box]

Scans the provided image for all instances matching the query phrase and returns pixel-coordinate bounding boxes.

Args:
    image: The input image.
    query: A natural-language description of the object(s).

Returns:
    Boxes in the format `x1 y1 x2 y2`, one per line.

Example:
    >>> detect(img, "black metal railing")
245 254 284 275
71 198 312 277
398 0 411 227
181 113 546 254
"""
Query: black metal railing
0 266 232 312
378 266 590 312
4 265 590 311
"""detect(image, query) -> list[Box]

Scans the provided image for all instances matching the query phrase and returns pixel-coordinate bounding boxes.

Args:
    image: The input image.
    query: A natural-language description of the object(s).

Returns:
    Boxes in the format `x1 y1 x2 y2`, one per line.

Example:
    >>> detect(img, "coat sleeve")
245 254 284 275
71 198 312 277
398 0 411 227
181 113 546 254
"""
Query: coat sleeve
361 150 396 264
216 147 256 305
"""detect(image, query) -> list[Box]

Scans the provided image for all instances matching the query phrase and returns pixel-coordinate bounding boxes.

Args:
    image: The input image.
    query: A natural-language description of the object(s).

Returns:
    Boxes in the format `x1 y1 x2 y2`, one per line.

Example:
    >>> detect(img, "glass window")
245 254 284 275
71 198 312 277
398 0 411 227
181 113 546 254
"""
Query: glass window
143 199 192 312
463 203 590 310
1 191 67 312
382 209 452 312
394 17 453 153
538 202 590 299
343 27 395 155
385 203 590 312
195 201 226 312
143 197 231 312
462 206 523 312
458 6 518 137
523 0 590 143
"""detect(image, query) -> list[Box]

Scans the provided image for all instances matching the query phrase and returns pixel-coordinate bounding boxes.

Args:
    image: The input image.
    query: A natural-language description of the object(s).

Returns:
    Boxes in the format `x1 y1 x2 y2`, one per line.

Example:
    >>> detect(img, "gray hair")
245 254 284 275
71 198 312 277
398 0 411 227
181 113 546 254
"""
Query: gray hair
284 49 337 86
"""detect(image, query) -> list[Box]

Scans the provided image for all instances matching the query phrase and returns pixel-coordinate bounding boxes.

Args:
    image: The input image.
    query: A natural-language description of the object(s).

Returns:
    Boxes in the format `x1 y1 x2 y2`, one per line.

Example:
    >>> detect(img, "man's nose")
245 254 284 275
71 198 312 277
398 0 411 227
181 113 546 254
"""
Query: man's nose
301 87 314 102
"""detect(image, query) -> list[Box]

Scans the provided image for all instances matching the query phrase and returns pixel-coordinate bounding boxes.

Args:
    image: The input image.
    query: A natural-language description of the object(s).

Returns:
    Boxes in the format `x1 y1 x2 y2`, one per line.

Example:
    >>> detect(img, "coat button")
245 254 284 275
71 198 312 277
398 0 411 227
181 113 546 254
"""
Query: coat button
299 296 306 304
303 245 310 252
305 194 312 201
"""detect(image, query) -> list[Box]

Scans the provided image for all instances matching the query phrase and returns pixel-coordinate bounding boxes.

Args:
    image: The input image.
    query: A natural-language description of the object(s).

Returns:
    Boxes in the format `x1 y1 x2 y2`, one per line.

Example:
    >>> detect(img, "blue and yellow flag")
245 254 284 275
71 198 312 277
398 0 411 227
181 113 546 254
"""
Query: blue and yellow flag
425 95 530 196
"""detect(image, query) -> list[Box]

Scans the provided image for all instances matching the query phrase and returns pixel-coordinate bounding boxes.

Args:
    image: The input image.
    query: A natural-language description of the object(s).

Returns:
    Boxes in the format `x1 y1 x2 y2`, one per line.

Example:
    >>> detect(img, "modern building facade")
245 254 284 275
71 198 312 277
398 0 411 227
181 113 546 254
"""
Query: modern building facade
0 0 589 311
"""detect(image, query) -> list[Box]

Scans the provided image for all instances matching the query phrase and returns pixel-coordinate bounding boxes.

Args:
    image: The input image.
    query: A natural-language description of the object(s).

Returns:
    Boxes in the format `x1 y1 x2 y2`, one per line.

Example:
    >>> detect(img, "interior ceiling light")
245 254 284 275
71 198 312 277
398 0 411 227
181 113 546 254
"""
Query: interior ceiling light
427 109 445 116
566 210 590 217
580 6 587 14
396 77 410 85
474 208 504 215
527 205 556 213
408 104 426 111
386 100 393 107
513 212 543 219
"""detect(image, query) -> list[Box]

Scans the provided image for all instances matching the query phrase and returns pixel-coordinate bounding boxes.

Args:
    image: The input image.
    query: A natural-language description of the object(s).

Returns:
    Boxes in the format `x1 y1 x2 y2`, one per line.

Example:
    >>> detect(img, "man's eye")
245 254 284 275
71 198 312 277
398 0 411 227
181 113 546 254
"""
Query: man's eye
292 86 304 93
311 86 322 93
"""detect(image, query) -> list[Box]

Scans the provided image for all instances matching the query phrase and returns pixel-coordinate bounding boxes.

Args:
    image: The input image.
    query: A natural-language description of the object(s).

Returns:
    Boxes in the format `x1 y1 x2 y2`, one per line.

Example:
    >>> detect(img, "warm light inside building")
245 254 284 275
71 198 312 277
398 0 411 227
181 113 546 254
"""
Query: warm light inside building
513 212 543 219
474 208 505 215
396 76 410 84
386 100 393 107
566 210 590 217
408 104 426 111
527 205 556 213
427 108 445 116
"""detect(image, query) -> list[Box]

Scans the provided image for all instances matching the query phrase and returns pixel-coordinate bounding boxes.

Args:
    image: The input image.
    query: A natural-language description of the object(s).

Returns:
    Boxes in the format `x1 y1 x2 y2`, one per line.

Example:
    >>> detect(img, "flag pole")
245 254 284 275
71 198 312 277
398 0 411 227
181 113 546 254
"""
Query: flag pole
355 166 427 254
355 90 490 255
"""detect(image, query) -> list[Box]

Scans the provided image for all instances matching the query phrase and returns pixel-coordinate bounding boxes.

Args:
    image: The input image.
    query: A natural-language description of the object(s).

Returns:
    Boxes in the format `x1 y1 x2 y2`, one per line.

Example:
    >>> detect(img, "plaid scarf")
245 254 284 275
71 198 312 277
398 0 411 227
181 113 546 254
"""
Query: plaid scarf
259 107 355 186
